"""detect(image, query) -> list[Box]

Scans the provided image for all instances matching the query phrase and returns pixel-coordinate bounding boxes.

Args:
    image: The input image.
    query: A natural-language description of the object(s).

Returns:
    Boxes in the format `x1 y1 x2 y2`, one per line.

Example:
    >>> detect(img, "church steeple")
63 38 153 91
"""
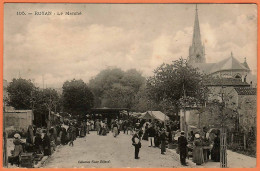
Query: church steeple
188 4 206 64
192 5 202 47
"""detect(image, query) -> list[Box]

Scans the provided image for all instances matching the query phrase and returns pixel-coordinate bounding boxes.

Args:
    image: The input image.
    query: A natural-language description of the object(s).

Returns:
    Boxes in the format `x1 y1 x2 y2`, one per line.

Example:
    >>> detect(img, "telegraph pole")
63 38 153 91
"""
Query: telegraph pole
220 86 227 168
183 83 188 137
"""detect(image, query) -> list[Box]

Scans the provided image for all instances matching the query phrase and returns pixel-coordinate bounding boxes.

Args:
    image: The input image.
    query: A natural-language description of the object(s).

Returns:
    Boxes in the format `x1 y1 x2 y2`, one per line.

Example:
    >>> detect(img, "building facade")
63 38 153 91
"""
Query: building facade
187 6 254 86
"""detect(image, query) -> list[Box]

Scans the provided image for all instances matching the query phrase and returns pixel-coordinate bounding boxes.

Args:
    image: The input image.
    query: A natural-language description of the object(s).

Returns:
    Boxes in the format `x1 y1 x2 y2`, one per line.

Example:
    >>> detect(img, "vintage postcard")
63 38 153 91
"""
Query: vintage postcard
2 2 258 169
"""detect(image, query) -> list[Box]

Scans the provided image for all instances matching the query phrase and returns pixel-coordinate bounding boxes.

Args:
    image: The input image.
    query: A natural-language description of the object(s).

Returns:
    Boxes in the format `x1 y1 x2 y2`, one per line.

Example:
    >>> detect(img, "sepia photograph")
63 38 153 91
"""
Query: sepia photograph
2 3 257 168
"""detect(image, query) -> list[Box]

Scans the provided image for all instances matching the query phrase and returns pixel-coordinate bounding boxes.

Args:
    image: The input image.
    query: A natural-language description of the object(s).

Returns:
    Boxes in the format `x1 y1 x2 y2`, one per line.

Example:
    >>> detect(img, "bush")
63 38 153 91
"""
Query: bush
228 143 243 151
228 143 256 158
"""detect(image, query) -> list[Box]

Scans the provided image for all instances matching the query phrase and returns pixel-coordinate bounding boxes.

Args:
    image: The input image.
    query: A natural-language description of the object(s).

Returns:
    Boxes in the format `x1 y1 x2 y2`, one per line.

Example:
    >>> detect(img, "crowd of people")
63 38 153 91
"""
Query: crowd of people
131 119 179 159
129 119 221 166
9 116 220 167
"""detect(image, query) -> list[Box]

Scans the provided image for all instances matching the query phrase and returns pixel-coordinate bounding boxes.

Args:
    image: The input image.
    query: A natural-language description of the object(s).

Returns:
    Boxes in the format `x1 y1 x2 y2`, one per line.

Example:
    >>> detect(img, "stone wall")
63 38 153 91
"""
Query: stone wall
4 110 33 131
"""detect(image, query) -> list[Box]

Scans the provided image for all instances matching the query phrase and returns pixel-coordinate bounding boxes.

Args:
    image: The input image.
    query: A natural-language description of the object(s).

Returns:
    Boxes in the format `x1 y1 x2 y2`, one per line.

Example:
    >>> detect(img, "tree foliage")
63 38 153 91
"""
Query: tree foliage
34 88 60 113
146 58 206 112
88 68 146 110
7 78 36 110
6 78 62 126
62 79 94 116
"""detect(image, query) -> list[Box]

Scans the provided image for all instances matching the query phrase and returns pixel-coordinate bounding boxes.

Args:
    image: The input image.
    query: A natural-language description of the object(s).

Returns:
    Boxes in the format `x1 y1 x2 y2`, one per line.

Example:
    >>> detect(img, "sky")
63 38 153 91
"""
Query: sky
4 3 257 88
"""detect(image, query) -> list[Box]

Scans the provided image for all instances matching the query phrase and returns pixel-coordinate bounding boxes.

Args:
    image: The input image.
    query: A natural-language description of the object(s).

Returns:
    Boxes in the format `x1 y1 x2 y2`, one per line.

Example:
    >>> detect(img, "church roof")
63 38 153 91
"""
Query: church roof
241 58 250 70
204 78 250 87
234 87 256 95
210 55 250 74
191 54 250 74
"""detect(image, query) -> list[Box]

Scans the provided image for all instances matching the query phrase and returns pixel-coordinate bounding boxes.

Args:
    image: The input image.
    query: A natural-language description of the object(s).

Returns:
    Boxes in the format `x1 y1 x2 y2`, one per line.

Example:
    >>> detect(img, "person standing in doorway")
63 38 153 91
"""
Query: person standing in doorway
178 131 188 166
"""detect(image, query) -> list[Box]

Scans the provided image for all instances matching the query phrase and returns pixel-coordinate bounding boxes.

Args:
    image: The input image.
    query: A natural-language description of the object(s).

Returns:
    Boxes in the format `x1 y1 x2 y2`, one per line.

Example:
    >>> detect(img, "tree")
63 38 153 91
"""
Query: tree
62 79 94 116
88 68 146 110
30 88 60 127
146 58 205 113
7 78 36 110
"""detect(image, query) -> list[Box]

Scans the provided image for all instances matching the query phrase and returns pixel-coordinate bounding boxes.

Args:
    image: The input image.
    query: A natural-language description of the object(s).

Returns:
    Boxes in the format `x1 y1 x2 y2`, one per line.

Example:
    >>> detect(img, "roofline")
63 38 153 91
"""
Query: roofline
210 69 250 75
205 84 250 87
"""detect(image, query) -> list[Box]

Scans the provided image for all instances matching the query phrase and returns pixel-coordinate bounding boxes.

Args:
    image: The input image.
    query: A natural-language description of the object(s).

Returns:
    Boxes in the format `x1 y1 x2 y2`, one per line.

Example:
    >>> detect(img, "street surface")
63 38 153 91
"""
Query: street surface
6 131 256 168
43 131 188 168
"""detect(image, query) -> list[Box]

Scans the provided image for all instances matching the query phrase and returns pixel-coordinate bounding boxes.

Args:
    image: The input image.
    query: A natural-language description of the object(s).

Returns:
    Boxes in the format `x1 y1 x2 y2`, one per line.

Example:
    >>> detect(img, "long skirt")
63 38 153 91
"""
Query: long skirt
211 146 220 162
80 128 85 137
142 131 148 140
192 147 204 165
161 141 166 153
61 134 67 145
102 128 107 136
113 127 118 137
43 147 51 156
154 137 160 147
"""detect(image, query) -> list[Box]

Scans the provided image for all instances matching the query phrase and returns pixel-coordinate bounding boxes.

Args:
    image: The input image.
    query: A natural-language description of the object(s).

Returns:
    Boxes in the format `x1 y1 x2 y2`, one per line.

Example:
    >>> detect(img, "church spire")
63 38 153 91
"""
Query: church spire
192 4 202 47
188 4 206 64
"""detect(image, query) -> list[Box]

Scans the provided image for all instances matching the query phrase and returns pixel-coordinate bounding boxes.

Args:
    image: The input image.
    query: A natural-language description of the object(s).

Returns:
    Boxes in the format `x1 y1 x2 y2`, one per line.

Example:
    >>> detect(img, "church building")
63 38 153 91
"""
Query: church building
187 5 253 84
179 6 257 136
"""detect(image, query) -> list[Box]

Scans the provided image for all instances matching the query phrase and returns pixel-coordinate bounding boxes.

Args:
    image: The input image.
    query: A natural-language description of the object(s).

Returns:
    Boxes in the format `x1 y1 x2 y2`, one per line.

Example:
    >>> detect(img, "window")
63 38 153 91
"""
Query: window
234 74 242 79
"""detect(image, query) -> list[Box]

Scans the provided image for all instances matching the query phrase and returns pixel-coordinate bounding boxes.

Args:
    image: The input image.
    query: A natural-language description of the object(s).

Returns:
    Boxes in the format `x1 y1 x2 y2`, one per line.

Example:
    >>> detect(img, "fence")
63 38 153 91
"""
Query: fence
227 129 256 154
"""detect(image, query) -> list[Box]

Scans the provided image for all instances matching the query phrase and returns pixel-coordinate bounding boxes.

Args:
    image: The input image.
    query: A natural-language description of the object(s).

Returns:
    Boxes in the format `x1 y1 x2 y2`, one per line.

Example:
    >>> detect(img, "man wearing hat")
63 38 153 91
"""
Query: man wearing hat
132 129 141 159
160 128 167 155
178 131 188 166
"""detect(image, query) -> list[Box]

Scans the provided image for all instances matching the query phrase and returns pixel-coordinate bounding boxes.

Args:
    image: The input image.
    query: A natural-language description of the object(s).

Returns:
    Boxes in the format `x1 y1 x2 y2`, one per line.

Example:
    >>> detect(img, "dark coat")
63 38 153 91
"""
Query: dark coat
160 132 167 141
34 135 42 148
211 136 220 162
147 127 156 137
61 127 67 144
42 134 51 156
178 135 188 150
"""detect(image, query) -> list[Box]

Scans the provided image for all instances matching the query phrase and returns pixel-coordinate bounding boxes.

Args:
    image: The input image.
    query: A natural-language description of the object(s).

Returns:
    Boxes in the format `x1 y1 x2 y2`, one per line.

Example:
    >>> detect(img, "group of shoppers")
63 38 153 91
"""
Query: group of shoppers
177 130 221 166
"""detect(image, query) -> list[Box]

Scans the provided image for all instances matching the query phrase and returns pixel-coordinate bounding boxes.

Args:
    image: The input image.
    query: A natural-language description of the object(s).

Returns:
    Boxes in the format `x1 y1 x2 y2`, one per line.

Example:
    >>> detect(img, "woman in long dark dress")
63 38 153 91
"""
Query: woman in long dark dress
192 134 204 165
80 122 85 137
61 127 67 145
154 126 160 147
34 132 43 154
211 133 220 162
68 124 76 146
142 124 149 141
42 131 51 156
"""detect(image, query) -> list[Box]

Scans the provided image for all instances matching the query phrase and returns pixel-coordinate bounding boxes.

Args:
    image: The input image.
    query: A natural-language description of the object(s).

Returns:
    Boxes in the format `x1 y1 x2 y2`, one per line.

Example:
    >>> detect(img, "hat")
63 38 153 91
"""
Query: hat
195 134 200 138
14 133 21 139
